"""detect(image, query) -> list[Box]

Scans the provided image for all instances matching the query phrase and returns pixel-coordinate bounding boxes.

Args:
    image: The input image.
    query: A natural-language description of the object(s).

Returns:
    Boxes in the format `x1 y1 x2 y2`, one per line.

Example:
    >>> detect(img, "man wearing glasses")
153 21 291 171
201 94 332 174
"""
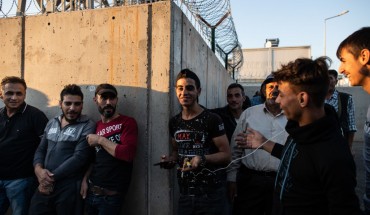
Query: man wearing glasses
30 84 95 215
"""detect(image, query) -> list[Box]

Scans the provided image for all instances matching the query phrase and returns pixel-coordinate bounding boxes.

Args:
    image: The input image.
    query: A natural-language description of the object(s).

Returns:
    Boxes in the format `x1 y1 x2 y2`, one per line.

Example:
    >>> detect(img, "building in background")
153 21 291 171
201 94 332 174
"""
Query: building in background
237 45 311 85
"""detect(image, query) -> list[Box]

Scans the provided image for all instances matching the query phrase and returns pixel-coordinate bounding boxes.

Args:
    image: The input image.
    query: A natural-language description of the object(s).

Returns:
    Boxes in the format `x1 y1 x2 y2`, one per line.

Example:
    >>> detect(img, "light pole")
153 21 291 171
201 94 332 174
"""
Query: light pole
324 10 349 56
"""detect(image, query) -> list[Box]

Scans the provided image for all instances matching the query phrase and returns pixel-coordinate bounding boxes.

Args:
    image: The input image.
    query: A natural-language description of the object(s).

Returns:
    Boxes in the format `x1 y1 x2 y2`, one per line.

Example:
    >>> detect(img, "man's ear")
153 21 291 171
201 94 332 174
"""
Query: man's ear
197 87 202 96
360 49 370 65
298 92 309 107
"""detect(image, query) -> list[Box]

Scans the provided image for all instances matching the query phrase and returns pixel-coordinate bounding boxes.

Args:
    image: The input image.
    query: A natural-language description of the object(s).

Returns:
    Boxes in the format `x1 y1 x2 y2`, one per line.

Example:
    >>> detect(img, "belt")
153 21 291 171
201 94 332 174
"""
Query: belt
241 165 276 178
179 186 213 196
89 185 120 196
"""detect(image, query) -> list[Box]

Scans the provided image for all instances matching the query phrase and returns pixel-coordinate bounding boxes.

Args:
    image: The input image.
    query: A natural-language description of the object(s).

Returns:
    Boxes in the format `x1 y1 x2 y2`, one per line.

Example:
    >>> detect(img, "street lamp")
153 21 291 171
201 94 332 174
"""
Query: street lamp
324 10 349 56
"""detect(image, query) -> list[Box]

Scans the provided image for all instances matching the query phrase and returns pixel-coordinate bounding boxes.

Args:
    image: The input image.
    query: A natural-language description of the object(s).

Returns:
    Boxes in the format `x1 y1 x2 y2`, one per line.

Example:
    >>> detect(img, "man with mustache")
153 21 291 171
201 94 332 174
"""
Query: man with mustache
227 74 288 215
30 84 95 215
80 83 138 215
336 26 370 214
0 76 48 215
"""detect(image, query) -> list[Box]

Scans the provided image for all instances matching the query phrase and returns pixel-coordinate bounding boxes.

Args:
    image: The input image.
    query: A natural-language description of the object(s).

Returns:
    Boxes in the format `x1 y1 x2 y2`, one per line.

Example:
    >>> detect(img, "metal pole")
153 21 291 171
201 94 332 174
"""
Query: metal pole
324 10 349 56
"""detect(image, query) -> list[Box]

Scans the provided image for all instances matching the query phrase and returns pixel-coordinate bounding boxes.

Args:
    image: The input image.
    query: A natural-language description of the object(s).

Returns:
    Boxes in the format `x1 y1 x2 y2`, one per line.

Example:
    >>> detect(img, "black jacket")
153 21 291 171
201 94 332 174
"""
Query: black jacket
271 105 362 215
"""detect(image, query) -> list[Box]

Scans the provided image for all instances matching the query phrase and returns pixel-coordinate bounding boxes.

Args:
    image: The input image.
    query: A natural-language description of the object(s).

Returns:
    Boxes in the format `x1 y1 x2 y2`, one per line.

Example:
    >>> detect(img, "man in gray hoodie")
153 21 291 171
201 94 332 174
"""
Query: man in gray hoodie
29 84 95 215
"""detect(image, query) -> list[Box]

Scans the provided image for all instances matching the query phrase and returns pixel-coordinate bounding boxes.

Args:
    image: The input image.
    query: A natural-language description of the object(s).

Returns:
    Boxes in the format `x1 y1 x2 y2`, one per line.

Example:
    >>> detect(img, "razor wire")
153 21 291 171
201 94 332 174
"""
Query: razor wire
0 0 243 77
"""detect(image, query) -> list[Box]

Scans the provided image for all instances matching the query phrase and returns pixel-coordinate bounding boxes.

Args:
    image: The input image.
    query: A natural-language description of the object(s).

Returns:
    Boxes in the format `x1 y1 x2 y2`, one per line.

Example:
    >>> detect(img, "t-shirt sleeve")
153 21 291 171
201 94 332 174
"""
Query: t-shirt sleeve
208 112 226 138
114 117 138 162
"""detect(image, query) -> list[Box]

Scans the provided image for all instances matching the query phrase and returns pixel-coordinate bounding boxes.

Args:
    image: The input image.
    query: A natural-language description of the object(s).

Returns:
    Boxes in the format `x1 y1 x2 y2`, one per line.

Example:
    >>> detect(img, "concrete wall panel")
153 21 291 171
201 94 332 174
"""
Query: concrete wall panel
0 2 232 215
0 17 22 80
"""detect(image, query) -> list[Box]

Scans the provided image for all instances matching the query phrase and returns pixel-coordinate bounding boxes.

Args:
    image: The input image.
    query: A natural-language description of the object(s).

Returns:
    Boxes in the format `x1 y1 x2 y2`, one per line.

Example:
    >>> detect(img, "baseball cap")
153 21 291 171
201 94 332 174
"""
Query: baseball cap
261 73 275 86
95 84 117 97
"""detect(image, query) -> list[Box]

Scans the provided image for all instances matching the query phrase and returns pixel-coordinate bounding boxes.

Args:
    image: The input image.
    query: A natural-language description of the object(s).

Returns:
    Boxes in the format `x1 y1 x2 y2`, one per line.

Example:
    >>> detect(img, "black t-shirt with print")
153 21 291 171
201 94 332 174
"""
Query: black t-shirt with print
169 109 226 188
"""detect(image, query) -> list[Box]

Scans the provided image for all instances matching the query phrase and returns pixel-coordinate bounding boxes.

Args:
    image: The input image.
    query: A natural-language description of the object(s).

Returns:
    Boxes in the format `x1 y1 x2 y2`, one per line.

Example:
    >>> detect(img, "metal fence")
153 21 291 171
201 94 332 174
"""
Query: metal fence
0 0 243 77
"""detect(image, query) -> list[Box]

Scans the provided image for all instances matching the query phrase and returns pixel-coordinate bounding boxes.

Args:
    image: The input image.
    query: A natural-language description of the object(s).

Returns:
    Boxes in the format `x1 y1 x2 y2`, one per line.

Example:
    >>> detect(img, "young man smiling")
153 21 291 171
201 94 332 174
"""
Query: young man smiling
337 26 370 214
161 68 231 215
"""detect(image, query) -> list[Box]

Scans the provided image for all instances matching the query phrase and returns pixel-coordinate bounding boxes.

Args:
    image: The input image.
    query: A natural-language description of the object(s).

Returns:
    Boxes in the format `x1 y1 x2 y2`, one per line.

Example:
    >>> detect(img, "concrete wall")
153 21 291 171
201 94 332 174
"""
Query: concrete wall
0 2 232 215
244 86 370 142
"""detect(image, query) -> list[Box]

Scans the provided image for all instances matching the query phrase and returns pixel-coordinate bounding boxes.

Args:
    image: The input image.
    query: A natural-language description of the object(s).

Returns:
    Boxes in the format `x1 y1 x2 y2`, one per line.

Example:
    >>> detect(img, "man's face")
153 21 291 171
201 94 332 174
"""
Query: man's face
265 82 279 105
339 48 370 86
226 87 245 111
60 95 83 123
176 78 200 107
0 83 26 112
328 74 338 91
95 93 118 118
276 82 301 121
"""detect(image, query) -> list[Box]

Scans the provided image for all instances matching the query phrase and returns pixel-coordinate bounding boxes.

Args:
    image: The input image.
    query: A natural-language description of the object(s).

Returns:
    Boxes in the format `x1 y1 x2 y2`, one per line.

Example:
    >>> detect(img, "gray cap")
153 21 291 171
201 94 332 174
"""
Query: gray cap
261 73 275 86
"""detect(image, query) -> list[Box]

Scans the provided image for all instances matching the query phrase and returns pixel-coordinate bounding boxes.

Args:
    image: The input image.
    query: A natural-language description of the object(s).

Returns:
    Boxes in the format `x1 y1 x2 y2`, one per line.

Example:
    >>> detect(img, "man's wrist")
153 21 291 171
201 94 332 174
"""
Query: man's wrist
199 154 206 167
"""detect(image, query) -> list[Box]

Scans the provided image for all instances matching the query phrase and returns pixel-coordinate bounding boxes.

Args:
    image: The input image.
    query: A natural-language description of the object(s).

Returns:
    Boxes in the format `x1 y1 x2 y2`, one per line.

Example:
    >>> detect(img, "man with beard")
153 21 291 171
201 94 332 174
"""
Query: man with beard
325 69 357 152
227 74 288 215
80 83 138 215
30 84 95 215
336 27 370 214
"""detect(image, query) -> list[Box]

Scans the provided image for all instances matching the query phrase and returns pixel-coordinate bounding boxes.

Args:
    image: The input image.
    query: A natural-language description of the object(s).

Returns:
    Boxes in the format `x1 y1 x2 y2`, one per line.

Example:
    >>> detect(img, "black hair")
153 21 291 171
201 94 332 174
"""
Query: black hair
60 84 84 101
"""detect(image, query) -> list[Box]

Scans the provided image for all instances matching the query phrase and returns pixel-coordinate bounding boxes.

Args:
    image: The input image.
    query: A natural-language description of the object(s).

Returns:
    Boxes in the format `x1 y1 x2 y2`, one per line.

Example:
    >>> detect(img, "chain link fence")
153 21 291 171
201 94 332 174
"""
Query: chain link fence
0 0 243 77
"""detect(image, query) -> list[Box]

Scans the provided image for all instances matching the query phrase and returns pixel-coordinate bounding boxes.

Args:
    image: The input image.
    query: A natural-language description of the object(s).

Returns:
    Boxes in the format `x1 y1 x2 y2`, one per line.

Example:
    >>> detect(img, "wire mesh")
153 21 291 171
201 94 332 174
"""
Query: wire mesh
0 0 243 76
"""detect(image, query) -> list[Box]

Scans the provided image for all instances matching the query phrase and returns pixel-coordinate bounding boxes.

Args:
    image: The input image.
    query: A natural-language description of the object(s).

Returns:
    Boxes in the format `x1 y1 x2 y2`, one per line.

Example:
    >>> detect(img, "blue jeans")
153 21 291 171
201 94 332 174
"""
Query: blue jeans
0 177 36 215
364 123 370 213
178 186 227 215
86 193 124 215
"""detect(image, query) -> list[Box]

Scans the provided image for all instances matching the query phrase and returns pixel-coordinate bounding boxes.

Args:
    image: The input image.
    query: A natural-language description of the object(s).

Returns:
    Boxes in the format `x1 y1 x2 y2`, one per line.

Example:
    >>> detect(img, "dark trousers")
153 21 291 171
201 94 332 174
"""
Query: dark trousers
178 186 227 215
29 180 83 215
233 166 276 215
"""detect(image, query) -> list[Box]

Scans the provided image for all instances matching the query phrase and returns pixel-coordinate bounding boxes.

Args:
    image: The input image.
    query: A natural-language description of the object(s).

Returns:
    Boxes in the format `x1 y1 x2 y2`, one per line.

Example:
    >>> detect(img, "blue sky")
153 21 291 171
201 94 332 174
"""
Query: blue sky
229 0 370 70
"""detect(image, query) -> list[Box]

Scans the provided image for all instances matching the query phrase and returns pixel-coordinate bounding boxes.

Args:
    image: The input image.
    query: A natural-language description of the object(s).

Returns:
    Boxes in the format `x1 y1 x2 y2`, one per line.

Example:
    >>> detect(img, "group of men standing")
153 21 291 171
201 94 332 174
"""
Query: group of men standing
161 27 369 215
0 79 138 215
1 26 370 215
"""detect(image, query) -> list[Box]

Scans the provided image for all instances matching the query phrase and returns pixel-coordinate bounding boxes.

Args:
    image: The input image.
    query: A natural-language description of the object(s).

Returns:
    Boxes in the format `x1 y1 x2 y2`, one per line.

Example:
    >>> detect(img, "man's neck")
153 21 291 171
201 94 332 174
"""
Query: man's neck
299 106 325 127
182 104 203 120
326 88 335 99
5 103 25 118
265 103 281 116
229 107 243 119
101 112 120 123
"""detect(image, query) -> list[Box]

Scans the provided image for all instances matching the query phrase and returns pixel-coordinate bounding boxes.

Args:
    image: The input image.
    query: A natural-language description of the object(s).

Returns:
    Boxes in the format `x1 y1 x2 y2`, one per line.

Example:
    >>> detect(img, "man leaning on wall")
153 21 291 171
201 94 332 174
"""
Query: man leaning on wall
0 76 48 215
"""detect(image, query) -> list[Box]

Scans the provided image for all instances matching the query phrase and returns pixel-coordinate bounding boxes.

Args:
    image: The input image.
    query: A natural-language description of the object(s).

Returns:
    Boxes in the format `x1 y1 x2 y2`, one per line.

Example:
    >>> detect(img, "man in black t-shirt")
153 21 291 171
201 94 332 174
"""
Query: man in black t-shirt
0 76 48 215
161 69 231 215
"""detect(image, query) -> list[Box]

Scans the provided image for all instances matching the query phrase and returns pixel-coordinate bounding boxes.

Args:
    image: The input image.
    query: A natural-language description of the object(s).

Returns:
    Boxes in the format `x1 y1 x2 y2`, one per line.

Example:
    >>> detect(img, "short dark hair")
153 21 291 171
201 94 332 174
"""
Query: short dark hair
1 76 27 90
328 69 338 79
176 69 201 89
60 84 84 101
273 57 331 108
337 27 370 59
227 83 245 96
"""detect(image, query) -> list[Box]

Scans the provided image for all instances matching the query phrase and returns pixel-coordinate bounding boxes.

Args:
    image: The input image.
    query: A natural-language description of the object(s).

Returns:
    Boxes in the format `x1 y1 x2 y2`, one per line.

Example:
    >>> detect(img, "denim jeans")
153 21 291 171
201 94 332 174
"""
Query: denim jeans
86 193 124 215
178 186 227 215
0 177 36 215
364 123 370 213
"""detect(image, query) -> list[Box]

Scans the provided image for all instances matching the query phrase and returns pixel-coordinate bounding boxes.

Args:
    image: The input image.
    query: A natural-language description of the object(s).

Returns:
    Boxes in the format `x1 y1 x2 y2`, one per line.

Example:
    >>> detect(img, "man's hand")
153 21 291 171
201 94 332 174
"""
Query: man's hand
80 178 89 199
34 165 54 187
235 128 267 149
157 155 176 169
86 134 101 147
